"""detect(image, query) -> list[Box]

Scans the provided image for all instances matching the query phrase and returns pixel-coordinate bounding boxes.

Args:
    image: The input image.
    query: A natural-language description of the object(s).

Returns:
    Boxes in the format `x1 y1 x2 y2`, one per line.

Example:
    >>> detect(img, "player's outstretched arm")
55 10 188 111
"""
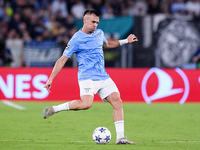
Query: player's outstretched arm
44 55 68 92
103 34 138 49
126 34 138 43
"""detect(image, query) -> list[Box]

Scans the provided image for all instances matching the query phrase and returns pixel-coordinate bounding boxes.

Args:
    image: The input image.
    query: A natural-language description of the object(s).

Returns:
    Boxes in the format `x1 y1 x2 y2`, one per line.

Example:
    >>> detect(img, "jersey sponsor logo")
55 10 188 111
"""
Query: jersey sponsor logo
141 68 189 104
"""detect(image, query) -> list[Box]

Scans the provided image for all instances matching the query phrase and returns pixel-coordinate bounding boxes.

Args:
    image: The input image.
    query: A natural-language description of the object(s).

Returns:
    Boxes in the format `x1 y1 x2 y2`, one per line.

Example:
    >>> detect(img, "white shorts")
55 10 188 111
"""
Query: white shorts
79 78 120 102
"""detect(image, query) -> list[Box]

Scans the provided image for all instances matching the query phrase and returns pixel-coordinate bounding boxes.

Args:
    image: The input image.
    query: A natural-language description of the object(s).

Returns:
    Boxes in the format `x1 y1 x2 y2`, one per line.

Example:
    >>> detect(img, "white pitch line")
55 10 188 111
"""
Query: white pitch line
155 141 200 143
2 100 26 110
1 140 200 144
0 140 48 142
55 140 200 144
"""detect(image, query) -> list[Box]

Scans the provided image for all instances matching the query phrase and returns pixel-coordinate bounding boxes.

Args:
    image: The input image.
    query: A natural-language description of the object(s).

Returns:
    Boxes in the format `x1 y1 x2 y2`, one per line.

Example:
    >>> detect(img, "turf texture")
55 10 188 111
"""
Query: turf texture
0 102 200 150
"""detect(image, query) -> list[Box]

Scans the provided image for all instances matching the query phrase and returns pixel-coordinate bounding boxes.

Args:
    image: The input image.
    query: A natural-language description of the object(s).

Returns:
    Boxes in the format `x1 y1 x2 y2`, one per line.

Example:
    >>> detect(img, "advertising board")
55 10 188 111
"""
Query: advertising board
0 68 199 103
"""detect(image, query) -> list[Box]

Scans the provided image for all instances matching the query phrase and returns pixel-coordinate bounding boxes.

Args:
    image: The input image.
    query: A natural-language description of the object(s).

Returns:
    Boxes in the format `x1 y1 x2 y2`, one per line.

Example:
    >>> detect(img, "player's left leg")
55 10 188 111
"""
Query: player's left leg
43 95 94 119
68 95 94 110
43 79 95 119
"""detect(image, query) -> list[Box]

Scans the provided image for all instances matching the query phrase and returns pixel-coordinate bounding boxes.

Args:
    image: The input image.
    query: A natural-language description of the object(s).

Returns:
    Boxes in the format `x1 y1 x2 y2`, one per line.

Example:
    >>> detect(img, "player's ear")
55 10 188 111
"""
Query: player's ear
83 16 87 24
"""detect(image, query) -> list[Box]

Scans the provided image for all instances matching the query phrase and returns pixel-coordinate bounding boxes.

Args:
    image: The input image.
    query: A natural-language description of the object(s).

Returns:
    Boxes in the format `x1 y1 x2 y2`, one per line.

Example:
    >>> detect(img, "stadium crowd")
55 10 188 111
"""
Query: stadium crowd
0 0 200 66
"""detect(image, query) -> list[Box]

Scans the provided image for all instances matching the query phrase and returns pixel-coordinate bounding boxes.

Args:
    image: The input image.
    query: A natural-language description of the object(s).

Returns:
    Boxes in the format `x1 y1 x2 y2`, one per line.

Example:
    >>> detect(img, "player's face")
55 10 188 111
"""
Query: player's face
84 14 99 34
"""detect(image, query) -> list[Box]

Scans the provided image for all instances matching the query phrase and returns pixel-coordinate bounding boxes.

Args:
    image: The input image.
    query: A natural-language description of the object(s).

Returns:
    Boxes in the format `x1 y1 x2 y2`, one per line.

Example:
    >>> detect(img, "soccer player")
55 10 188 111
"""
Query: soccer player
43 9 138 144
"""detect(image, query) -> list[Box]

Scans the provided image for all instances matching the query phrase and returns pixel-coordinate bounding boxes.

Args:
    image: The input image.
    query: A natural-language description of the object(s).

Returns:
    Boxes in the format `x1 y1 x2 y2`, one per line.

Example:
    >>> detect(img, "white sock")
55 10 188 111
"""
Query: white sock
52 102 70 112
114 120 124 139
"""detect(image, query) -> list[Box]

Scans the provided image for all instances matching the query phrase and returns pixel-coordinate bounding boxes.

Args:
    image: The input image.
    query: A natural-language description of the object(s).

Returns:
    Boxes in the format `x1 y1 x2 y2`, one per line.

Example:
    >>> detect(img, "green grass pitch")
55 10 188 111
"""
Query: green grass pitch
0 102 200 150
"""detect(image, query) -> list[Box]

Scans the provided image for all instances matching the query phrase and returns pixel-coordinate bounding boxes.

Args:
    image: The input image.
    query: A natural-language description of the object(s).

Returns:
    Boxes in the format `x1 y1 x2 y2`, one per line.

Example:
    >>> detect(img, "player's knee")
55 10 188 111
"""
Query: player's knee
84 104 92 109
81 95 93 109
116 97 122 107
111 94 122 107
113 94 122 103
82 102 93 109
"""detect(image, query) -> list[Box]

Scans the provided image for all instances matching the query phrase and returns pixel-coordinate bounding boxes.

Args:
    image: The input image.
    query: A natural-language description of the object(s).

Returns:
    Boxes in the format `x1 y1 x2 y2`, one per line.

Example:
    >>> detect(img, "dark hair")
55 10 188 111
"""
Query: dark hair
83 9 100 17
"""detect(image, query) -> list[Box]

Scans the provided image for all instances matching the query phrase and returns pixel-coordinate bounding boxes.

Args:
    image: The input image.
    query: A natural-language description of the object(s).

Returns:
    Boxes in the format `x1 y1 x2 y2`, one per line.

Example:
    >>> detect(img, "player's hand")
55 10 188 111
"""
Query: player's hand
44 80 52 93
127 34 138 43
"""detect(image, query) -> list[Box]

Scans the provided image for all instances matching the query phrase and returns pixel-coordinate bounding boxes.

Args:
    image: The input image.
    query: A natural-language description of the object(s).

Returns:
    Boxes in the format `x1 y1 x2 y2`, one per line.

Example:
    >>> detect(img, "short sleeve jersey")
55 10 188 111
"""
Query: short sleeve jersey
63 29 110 81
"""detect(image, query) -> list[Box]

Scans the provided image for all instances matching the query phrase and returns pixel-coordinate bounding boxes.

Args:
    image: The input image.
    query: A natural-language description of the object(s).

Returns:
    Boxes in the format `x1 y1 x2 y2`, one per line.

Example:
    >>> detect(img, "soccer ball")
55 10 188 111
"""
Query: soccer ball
92 127 111 144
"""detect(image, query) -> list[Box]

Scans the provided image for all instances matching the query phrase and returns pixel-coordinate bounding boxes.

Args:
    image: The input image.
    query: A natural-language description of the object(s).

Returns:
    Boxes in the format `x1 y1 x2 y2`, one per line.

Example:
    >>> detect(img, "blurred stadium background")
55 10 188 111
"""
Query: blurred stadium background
0 0 200 68
1 1 200 149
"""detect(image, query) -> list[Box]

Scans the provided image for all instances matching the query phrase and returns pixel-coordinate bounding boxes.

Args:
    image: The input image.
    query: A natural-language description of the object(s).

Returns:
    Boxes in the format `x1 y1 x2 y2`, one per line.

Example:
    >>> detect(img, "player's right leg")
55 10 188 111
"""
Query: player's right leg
116 137 136 144
106 92 136 144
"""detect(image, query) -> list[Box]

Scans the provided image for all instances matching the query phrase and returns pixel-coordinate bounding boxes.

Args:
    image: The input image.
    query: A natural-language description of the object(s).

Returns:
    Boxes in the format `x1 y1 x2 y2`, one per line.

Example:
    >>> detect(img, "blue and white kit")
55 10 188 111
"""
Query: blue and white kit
63 29 110 82
63 29 119 99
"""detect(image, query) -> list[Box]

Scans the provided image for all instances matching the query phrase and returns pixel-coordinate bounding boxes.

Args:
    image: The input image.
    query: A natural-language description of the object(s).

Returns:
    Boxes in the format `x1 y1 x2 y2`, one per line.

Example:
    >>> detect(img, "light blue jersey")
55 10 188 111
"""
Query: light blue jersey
63 29 110 81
